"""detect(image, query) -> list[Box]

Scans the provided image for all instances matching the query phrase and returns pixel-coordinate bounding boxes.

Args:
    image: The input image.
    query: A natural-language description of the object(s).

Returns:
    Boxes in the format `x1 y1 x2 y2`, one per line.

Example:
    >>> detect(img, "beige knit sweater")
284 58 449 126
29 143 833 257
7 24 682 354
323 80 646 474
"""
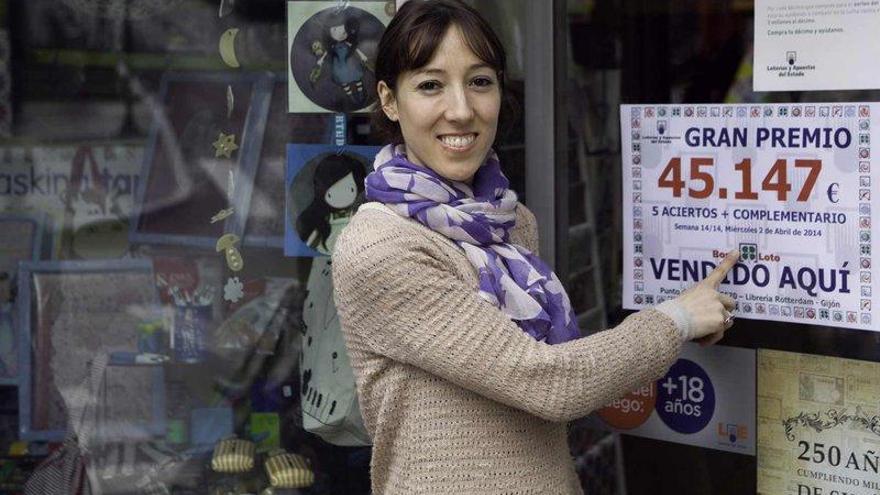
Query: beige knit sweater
332 202 682 495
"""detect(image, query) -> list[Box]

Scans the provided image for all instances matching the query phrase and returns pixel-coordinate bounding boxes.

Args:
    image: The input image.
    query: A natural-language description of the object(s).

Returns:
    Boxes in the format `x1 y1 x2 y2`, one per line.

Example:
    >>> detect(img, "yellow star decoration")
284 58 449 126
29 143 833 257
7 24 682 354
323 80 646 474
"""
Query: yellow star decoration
213 132 239 159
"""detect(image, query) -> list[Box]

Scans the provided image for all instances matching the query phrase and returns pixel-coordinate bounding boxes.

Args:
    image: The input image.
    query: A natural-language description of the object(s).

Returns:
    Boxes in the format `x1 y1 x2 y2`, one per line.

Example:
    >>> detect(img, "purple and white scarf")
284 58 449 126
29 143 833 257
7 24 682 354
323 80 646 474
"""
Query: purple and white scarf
365 144 581 345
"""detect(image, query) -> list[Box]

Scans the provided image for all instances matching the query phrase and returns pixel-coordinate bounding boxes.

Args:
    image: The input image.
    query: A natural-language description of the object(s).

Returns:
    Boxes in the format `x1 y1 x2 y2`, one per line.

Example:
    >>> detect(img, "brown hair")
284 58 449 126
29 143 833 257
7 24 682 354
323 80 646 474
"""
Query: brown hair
372 0 514 143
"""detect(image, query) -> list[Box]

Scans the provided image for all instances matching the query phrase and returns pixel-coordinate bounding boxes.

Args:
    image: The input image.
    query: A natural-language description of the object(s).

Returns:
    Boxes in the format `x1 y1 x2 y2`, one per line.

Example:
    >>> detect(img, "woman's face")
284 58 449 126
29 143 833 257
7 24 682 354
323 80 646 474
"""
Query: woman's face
324 171 357 209
377 26 501 184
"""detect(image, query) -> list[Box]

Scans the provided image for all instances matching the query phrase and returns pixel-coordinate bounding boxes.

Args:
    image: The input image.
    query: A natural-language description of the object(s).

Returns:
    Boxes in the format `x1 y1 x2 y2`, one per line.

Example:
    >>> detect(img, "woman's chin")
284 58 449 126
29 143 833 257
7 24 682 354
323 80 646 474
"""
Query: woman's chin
432 157 484 184
438 168 477 183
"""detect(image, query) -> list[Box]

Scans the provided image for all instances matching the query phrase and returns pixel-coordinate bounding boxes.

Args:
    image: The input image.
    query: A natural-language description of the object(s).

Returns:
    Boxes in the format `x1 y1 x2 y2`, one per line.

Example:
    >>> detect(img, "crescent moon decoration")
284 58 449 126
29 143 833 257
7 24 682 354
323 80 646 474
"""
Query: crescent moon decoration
218 0 235 18
219 28 241 68
827 183 840 203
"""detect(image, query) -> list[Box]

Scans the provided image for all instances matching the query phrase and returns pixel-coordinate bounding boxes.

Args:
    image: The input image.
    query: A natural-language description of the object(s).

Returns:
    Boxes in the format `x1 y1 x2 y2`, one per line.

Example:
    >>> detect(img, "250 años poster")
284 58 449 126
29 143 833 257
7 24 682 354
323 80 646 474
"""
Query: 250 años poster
621 103 877 331
758 350 880 495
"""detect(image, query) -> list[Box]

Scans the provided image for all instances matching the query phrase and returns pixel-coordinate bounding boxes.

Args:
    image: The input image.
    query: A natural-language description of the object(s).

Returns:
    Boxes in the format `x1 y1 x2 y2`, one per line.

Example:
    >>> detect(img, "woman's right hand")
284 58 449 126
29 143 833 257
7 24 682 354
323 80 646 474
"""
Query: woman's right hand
672 250 738 345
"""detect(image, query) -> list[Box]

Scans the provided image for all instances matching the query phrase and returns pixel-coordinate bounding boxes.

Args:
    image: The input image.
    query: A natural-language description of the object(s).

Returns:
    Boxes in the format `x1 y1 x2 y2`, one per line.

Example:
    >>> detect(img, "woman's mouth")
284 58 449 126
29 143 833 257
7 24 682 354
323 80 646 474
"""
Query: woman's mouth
438 133 477 151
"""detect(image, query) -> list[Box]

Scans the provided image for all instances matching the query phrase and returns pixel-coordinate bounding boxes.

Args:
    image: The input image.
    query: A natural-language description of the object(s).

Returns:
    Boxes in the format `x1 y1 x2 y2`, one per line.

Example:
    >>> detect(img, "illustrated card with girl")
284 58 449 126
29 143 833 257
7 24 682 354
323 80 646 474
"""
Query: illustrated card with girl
287 1 394 113
285 144 378 257
285 143 378 446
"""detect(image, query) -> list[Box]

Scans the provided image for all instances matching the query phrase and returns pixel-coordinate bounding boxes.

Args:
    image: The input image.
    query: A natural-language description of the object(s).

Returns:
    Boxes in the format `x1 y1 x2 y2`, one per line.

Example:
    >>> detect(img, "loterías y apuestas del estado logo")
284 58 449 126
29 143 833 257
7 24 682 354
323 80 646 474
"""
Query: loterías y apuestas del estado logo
766 50 816 79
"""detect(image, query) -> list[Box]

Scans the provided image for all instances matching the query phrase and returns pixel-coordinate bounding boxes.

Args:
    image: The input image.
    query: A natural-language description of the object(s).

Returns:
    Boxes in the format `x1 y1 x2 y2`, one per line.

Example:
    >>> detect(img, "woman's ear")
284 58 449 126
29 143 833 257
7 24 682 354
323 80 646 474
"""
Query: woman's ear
377 81 399 122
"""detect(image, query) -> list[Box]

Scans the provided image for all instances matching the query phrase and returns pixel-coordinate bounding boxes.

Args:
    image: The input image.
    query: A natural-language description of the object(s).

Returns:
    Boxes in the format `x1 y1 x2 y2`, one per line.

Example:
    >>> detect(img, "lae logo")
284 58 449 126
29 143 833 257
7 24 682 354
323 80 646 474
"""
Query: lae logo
717 423 748 443
787 51 796 66
657 120 667 135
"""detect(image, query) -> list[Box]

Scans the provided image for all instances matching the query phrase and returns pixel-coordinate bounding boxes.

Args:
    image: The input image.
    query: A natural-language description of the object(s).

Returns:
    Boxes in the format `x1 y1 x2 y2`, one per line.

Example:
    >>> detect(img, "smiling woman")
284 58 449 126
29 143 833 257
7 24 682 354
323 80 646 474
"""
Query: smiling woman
331 1 739 494
371 0 508 184
374 26 500 183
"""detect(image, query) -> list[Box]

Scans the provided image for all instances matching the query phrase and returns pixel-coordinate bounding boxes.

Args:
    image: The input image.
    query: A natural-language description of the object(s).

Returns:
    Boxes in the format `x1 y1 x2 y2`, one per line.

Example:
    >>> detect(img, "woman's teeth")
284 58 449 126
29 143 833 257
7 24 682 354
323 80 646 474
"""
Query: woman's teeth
440 134 476 149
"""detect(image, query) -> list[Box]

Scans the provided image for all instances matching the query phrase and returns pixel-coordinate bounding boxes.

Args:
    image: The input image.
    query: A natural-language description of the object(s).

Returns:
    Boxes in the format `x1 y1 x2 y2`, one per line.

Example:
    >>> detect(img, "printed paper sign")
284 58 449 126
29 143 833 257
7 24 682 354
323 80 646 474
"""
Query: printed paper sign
622 103 877 331
597 343 756 455
757 349 880 494
754 0 880 91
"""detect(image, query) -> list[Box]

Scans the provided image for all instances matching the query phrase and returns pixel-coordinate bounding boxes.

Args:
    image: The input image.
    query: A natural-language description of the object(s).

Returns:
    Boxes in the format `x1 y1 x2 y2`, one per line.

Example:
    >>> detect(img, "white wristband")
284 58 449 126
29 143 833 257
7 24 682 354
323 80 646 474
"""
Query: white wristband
655 299 693 342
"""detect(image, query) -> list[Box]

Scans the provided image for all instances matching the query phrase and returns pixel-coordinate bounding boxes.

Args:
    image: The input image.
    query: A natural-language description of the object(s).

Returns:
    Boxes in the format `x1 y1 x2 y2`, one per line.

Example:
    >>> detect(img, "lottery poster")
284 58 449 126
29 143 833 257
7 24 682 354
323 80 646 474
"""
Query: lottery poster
622 103 877 331
757 349 880 495
596 343 756 455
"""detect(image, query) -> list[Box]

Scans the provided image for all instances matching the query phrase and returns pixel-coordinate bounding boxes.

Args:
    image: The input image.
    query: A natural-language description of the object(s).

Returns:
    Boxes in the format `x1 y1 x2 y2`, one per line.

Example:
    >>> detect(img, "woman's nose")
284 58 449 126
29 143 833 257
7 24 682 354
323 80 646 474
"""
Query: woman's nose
443 86 475 123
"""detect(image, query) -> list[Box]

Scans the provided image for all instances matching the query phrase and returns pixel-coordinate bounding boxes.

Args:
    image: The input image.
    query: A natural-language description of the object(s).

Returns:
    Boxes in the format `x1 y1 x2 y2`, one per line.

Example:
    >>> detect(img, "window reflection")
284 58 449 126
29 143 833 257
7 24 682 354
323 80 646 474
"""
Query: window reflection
0 1 527 493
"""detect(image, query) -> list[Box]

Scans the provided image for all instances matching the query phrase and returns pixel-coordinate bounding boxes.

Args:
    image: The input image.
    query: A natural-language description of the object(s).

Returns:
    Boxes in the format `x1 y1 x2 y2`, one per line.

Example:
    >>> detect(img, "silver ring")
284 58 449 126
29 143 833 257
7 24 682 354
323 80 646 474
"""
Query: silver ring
723 311 735 327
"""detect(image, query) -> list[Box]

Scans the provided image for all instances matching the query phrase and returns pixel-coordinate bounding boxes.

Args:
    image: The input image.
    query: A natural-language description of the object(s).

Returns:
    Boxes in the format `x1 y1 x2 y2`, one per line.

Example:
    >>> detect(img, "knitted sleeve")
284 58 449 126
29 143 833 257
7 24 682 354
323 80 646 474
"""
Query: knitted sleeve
514 203 540 256
333 212 682 423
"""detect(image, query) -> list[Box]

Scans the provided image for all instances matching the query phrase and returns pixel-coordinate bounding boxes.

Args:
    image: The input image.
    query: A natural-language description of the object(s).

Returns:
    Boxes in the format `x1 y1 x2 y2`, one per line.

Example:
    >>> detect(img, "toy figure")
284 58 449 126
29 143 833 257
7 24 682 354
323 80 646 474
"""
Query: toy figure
309 13 375 107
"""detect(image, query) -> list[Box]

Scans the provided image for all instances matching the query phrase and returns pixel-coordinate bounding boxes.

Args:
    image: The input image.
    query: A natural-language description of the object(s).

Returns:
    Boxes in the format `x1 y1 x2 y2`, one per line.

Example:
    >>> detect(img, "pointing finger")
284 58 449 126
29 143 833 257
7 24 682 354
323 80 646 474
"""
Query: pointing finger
704 249 739 288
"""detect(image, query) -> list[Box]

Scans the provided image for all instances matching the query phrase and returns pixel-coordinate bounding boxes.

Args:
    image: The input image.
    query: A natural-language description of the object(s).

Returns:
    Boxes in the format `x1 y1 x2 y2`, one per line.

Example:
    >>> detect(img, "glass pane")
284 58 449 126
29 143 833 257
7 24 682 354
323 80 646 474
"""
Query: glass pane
561 0 880 494
0 1 529 492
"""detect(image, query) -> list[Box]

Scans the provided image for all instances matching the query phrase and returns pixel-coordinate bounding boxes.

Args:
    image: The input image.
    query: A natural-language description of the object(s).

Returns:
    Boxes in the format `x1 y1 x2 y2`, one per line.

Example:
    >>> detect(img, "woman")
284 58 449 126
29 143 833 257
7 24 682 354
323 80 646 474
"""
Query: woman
332 1 737 493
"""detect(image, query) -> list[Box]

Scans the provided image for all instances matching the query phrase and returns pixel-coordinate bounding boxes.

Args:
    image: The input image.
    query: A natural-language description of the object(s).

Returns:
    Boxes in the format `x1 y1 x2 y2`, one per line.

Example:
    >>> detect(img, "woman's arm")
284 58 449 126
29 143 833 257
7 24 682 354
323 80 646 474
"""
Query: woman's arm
333 212 682 423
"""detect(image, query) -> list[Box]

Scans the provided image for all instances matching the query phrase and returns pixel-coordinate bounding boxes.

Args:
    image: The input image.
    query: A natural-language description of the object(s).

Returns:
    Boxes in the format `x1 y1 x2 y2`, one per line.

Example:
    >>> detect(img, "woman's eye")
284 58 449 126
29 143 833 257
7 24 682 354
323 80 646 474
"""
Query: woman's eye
417 80 441 91
471 77 495 88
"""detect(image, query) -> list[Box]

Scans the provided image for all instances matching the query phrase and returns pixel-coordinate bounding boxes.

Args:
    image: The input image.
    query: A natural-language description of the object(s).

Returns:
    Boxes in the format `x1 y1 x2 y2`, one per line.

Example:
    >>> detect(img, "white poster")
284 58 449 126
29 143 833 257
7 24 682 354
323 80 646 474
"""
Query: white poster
622 103 877 331
597 343 756 455
754 0 880 91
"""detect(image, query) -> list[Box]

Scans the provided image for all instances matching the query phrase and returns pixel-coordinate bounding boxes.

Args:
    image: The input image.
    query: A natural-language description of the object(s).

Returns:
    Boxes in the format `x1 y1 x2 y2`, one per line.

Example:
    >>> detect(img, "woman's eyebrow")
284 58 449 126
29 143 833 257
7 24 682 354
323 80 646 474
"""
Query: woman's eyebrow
412 63 494 77
468 63 493 71
413 67 446 76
